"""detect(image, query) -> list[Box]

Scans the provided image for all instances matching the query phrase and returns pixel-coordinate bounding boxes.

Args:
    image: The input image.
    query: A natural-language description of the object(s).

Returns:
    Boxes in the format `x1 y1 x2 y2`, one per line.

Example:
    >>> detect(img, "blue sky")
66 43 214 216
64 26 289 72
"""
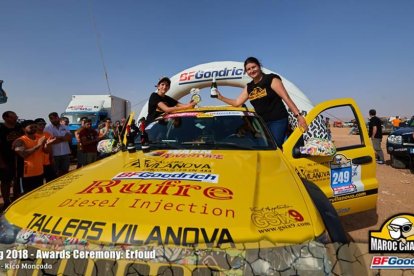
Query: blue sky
1 0 413 121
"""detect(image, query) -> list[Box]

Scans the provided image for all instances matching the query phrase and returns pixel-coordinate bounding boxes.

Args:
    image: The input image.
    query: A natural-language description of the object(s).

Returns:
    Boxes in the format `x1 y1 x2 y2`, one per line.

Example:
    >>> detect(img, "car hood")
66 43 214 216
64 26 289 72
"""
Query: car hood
5 149 324 247
389 127 414 135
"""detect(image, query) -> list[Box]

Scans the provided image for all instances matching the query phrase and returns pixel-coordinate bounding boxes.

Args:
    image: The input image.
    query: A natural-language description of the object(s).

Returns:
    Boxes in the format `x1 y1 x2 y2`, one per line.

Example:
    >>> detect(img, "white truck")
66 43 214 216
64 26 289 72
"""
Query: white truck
61 94 131 148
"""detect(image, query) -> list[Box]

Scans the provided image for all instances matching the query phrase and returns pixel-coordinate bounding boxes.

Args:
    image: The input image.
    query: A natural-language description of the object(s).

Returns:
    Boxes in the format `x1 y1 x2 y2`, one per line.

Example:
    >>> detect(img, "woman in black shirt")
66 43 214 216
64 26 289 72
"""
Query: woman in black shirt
216 57 308 148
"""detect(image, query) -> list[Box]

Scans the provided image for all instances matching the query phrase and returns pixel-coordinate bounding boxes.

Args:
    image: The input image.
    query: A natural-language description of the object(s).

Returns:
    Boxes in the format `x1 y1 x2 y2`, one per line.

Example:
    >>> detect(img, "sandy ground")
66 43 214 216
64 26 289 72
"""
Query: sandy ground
1 128 413 244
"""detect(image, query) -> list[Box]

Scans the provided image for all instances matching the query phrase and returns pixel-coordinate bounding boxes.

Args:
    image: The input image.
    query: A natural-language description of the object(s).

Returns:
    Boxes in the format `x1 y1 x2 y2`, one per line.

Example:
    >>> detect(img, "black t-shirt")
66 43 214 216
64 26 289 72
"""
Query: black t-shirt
0 123 24 176
0 123 24 162
146 92 178 123
246 73 288 122
369 116 383 139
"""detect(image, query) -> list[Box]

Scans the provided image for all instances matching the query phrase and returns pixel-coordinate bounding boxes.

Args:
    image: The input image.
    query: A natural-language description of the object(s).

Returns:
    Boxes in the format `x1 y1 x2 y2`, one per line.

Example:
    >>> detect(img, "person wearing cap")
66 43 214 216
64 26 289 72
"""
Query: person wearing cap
14 120 55 195
35 118 57 182
146 77 196 124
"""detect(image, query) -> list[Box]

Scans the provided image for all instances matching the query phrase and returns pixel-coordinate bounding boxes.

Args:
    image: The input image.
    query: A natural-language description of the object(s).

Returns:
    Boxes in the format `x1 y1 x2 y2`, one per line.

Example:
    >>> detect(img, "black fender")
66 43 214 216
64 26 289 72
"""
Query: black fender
302 179 348 243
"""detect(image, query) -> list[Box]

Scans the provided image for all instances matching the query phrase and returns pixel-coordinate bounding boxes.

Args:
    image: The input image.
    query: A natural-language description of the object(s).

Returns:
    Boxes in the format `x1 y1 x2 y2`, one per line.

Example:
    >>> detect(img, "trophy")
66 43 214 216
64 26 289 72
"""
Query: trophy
190 88 201 108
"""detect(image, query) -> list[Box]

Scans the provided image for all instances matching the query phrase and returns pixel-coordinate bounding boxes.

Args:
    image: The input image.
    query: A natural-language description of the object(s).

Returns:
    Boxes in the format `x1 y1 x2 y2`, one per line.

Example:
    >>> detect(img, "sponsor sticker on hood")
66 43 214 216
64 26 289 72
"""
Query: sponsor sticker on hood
113 171 219 183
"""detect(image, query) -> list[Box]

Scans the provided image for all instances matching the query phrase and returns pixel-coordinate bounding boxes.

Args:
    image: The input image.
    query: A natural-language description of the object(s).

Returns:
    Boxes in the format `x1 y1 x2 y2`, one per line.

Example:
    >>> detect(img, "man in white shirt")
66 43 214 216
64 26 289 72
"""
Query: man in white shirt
44 112 72 176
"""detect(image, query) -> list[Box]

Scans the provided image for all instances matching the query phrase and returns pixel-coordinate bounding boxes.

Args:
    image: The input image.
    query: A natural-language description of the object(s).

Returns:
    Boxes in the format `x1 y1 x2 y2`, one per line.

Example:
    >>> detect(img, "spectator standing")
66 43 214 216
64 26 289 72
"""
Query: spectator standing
368 109 385 164
79 119 99 165
118 118 126 135
60 117 69 126
35 118 57 182
113 120 121 142
44 112 72 176
392 116 401 130
74 117 87 168
98 118 115 159
14 120 55 195
99 118 115 140
0 111 24 208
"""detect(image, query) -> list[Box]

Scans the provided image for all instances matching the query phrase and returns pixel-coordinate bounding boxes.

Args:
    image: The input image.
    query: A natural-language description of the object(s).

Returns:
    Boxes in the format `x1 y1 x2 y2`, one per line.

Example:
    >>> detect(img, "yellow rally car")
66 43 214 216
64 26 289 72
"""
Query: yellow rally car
0 98 377 275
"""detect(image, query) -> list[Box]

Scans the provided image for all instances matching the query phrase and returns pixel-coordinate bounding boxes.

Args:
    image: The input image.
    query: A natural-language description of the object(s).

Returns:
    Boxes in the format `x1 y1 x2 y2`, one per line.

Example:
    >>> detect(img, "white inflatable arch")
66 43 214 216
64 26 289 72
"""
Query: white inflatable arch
138 61 313 120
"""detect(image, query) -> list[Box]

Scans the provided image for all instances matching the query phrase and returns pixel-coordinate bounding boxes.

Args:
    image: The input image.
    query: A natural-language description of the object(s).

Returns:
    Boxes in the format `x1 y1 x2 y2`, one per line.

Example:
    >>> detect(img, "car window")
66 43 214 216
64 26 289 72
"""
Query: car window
295 105 365 152
141 112 276 150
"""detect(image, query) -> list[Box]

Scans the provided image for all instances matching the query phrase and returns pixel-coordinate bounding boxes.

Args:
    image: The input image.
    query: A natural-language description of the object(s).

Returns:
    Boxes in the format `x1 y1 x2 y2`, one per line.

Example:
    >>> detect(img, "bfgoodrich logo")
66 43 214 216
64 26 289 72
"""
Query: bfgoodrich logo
369 214 414 253
113 171 219 183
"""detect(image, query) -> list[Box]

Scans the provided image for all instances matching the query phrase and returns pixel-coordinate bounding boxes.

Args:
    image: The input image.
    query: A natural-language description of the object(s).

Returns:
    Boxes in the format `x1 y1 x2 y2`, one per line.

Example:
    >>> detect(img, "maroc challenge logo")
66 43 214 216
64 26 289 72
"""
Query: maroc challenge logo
369 213 414 253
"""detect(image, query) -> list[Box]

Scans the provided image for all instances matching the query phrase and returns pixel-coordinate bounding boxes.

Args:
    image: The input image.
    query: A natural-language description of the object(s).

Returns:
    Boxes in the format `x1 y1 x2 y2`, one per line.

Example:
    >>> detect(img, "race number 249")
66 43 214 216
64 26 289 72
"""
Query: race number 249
331 167 352 186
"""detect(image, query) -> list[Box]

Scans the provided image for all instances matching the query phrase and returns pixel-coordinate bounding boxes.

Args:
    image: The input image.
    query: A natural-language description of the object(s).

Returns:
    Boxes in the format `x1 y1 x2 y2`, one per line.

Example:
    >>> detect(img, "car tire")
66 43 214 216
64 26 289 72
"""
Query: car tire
390 154 407 169
302 179 348 244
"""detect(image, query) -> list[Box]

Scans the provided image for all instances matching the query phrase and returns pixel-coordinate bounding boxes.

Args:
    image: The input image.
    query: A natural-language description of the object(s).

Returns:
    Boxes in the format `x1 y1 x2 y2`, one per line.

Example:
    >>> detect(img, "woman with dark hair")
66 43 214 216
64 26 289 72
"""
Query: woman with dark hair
146 77 196 124
216 57 308 147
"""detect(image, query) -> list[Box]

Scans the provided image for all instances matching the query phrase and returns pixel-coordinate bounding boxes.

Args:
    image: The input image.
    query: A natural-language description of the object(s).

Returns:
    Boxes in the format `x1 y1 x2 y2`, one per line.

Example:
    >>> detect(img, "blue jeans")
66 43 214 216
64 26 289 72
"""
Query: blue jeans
266 118 288 148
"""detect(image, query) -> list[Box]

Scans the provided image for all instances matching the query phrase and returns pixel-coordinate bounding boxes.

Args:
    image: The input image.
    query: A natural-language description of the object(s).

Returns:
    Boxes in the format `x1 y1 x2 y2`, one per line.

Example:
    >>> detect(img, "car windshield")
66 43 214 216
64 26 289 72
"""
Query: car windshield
136 111 276 150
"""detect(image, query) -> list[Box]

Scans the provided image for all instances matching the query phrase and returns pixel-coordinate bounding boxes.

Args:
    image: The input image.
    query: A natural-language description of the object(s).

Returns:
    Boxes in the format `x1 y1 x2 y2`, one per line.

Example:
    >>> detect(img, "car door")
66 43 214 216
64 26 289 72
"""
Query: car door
283 98 378 216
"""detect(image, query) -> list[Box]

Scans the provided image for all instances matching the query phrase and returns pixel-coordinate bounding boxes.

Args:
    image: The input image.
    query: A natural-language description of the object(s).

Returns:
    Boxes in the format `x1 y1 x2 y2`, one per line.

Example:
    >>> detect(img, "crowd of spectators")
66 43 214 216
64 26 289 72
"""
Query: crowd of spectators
0 110 126 210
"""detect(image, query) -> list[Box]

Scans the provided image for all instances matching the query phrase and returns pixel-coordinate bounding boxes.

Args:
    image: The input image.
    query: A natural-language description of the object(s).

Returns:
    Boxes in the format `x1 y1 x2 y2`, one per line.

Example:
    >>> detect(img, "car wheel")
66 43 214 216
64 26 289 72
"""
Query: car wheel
302 179 348 244
390 154 407 169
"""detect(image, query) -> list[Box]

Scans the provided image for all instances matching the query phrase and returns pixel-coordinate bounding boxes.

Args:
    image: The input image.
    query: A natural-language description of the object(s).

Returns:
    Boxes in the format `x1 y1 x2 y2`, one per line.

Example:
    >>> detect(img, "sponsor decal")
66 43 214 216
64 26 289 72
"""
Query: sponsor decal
369 214 414 254
26 213 235 247
66 105 95 111
113 171 219 183
371 256 414 269
164 112 198 118
250 207 310 233
179 67 245 85
329 154 358 195
76 180 233 200
128 159 212 172
392 148 407 152
128 198 235 218
295 166 331 182
146 150 223 159
195 113 214 118
329 189 377 203
205 111 244 117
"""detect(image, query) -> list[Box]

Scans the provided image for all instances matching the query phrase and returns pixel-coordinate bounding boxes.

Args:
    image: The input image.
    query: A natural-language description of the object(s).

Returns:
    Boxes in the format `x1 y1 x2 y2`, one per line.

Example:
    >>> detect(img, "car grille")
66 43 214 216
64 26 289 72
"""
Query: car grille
402 132 414 145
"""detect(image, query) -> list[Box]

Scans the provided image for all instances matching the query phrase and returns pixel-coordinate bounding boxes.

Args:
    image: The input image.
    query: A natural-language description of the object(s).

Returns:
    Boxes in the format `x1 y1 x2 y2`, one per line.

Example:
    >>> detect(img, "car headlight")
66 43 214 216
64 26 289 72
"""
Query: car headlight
0 216 22 244
388 135 402 145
